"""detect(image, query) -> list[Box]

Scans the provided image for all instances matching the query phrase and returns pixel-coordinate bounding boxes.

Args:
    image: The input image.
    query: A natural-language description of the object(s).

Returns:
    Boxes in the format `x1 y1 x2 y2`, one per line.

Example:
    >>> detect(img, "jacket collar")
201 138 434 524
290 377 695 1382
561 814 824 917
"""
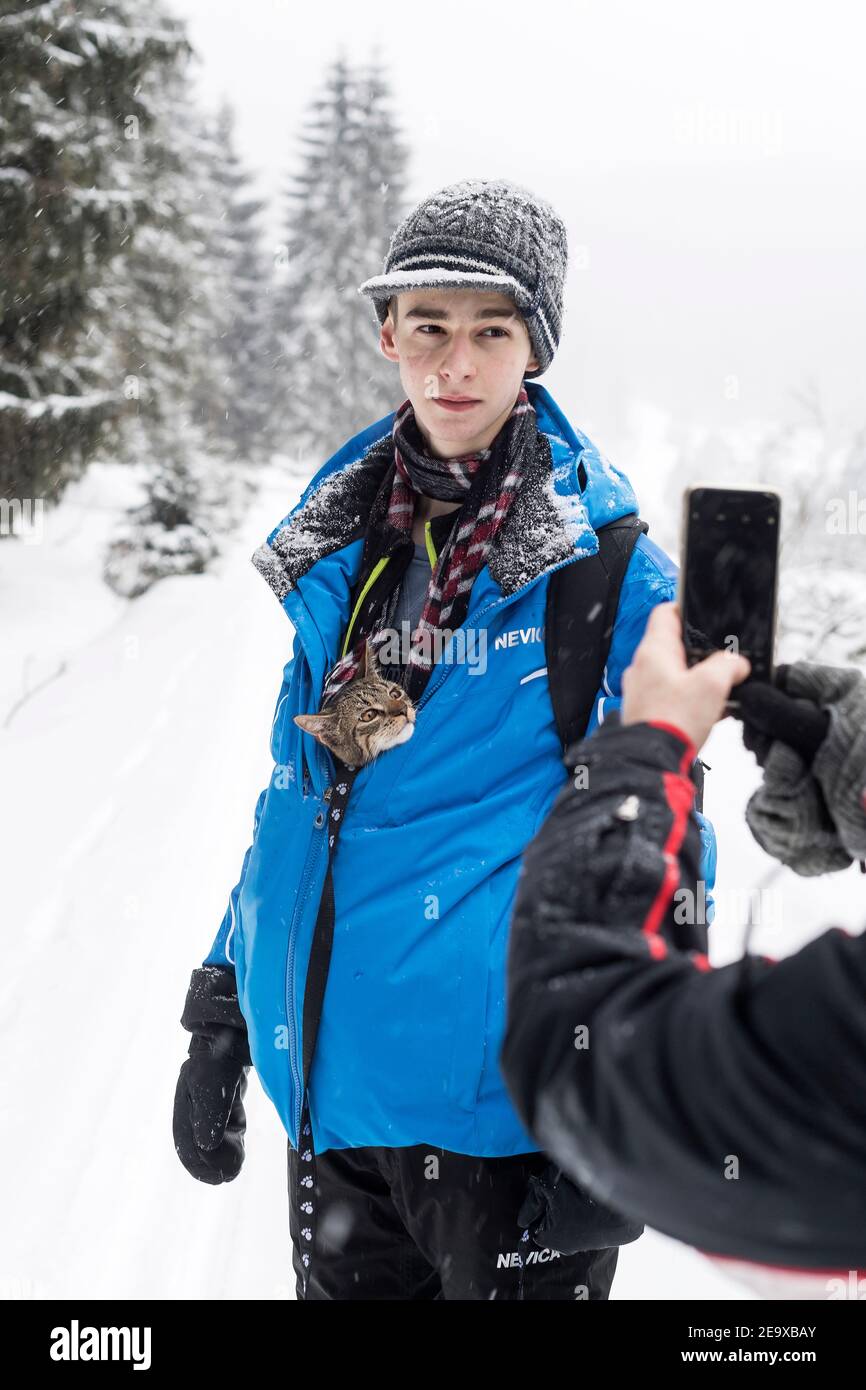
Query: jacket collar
251 383 638 610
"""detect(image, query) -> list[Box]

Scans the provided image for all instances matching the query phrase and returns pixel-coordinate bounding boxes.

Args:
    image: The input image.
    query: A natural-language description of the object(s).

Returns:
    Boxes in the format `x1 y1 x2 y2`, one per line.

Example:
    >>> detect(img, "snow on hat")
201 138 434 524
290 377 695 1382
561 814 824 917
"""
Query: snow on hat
357 178 568 378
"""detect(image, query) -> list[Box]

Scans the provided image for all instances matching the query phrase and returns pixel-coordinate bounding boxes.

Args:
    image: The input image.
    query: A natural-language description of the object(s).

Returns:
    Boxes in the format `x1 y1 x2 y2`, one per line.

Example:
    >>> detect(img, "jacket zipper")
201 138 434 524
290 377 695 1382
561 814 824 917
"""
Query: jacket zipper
285 760 332 1140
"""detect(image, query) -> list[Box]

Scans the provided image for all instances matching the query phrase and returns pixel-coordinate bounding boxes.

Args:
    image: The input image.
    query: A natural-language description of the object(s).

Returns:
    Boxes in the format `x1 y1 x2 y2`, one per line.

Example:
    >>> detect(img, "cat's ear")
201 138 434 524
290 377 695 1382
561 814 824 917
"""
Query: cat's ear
293 712 335 746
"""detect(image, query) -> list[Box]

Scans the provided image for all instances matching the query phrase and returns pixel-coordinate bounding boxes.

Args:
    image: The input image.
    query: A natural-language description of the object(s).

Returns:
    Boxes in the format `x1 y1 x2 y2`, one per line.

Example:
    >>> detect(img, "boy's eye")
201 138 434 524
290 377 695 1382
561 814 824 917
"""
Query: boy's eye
416 325 509 337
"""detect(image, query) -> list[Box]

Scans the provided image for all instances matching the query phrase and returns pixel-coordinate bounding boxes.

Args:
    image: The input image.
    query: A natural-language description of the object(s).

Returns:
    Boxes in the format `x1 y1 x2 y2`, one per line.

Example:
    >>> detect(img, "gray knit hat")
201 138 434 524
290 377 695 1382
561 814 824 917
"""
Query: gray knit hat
357 178 568 378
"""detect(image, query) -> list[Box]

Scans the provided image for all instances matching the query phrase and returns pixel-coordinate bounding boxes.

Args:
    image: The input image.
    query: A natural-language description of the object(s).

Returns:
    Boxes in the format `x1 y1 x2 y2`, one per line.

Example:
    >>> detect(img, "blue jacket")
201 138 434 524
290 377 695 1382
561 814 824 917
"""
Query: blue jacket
203 382 717 1156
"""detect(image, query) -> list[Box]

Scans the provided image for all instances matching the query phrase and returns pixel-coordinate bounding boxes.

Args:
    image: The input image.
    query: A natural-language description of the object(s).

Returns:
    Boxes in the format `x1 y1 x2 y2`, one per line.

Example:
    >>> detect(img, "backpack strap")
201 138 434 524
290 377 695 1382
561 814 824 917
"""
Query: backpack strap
545 514 648 758
545 513 706 814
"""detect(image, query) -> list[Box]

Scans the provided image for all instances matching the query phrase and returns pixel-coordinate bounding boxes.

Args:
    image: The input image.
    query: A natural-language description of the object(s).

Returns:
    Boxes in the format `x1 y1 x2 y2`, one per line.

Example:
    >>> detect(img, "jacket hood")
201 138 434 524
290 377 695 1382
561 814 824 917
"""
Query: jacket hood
251 382 638 609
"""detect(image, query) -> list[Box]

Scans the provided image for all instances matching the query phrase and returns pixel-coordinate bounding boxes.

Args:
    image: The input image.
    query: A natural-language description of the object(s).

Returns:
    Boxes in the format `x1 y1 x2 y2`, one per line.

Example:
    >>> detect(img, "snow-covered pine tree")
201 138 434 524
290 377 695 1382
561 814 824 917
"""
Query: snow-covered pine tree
102 422 218 598
191 99 281 469
102 34 230 596
0 0 190 513
272 52 409 462
107 34 219 459
106 76 282 599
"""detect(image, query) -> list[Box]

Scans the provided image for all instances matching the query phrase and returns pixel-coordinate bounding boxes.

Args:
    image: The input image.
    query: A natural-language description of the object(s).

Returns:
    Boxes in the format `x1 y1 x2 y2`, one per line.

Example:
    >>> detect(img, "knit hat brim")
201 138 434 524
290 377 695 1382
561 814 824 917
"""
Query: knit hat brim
357 267 533 319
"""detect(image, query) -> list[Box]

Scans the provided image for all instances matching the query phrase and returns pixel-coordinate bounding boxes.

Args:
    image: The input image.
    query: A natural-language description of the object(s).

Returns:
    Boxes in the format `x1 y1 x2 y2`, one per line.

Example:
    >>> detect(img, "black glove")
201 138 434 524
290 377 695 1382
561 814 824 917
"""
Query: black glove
737 661 866 875
174 965 252 1185
518 1160 644 1254
734 665 830 767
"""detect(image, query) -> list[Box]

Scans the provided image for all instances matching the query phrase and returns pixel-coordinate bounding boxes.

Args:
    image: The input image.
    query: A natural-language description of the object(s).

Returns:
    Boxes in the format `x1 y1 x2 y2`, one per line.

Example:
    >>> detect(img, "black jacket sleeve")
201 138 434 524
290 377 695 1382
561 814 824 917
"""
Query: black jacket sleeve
500 719 866 1271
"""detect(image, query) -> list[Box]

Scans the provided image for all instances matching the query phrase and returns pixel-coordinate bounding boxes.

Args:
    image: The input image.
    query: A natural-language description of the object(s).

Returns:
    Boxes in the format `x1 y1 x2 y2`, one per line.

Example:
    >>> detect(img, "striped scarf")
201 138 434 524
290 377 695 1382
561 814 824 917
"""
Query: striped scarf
320 386 536 706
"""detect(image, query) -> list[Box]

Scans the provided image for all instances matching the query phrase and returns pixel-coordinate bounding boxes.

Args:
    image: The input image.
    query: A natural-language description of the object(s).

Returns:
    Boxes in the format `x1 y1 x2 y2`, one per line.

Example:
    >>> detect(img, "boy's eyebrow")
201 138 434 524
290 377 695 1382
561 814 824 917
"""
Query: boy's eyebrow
402 304 517 321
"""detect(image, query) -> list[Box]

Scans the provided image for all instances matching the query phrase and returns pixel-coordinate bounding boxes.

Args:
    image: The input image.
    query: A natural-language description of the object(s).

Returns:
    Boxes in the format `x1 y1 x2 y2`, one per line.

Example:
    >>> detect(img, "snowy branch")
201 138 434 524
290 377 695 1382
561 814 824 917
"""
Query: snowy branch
0 1 65 31
0 389 119 418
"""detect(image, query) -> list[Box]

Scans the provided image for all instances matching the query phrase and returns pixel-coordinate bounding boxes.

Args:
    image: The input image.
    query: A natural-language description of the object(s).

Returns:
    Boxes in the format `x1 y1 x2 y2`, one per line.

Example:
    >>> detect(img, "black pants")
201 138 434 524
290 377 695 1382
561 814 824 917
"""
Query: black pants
288 1140 619 1301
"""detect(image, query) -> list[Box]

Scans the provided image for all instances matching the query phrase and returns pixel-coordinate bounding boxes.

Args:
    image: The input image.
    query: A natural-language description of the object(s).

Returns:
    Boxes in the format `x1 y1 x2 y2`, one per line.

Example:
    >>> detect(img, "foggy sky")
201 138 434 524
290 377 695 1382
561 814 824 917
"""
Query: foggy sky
166 0 866 447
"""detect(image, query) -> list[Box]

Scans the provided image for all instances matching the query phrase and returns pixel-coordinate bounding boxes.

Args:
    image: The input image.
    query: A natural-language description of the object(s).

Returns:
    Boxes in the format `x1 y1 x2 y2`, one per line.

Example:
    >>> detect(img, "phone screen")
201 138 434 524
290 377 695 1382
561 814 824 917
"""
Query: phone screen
680 487 780 683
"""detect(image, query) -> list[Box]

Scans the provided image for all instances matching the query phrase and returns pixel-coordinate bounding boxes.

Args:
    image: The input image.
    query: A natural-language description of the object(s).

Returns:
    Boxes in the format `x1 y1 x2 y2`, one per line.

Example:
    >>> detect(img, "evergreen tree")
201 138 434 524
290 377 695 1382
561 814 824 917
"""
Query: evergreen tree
102 52 279 594
102 86 222 598
0 0 190 510
107 37 214 466
273 52 409 462
192 99 280 466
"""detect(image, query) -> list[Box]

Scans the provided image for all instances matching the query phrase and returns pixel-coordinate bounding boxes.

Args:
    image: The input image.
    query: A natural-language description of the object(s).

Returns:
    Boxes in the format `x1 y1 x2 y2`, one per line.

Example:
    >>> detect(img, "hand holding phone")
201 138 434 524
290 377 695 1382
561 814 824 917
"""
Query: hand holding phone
678 485 781 712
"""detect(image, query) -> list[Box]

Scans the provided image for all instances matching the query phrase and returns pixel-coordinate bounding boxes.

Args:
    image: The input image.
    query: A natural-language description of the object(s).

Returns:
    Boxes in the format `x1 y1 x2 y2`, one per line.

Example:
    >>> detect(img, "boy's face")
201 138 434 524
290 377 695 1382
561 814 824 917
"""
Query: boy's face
378 287 540 459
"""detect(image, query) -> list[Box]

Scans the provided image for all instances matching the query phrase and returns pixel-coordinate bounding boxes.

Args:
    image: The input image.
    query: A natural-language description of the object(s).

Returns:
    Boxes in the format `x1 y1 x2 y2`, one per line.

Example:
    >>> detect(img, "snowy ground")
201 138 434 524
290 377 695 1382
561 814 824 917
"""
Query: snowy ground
2 459 863 1301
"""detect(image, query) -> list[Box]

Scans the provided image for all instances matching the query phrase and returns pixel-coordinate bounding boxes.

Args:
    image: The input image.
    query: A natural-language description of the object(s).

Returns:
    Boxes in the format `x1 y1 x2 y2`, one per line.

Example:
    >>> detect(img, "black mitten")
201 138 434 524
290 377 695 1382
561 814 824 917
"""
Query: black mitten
173 965 252 1185
735 666 830 767
518 1160 643 1253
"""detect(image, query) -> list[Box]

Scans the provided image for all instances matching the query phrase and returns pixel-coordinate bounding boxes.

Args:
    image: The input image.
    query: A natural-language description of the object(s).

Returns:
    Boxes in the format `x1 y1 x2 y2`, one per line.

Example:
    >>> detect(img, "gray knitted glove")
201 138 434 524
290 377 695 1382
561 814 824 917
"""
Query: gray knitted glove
745 661 866 874
785 662 866 862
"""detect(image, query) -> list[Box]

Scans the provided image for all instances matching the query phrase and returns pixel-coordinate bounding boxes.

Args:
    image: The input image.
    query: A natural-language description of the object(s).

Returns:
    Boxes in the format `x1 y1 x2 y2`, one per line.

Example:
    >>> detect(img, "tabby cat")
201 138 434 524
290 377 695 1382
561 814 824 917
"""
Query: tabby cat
293 638 416 766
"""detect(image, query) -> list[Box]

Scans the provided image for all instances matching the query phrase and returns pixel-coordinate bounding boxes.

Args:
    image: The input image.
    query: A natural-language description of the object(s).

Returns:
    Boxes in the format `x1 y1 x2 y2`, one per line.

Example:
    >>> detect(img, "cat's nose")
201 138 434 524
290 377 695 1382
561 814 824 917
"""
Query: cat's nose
405 706 416 723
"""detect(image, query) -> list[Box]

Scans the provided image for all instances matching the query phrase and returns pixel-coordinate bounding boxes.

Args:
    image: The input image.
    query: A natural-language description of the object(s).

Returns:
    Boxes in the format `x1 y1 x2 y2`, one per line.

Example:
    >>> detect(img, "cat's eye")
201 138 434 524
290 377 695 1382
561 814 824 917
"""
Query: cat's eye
389 687 402 698
361 710 378 721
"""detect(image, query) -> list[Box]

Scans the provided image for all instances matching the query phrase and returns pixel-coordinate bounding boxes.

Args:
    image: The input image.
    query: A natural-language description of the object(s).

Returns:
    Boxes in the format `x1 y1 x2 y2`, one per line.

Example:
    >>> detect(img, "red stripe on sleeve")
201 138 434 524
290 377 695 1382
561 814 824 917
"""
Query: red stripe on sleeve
641 771 695 941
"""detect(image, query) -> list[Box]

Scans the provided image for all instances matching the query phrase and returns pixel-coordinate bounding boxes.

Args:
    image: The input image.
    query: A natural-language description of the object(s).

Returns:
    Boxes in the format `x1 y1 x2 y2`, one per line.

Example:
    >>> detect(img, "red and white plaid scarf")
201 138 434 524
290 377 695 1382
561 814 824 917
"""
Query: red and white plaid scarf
321 386 536 706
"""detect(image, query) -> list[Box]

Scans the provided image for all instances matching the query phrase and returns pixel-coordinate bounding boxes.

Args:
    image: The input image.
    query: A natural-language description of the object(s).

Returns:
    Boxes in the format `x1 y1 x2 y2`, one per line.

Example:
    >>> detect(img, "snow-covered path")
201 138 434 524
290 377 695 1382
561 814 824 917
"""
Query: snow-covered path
2 462 862 1300
1 467 301 1299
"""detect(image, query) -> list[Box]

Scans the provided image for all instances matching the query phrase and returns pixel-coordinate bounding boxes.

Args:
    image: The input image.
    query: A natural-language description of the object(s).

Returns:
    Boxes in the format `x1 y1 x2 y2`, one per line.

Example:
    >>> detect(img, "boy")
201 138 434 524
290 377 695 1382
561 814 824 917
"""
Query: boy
174 178 714 1300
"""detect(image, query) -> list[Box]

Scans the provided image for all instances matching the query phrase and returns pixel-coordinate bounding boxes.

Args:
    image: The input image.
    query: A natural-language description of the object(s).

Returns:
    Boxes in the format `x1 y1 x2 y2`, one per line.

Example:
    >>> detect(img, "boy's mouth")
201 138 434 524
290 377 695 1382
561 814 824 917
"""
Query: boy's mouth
434 397 481 412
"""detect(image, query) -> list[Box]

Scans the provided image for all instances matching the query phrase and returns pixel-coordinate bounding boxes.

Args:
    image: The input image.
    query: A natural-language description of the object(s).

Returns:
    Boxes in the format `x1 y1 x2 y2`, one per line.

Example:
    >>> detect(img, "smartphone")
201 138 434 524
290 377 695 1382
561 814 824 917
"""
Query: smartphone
678 485 781 701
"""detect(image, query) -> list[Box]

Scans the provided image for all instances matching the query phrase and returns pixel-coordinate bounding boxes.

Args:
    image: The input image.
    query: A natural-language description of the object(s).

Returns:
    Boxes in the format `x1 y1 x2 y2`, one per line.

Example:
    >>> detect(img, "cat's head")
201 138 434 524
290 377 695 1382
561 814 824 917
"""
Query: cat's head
294 638 416 766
